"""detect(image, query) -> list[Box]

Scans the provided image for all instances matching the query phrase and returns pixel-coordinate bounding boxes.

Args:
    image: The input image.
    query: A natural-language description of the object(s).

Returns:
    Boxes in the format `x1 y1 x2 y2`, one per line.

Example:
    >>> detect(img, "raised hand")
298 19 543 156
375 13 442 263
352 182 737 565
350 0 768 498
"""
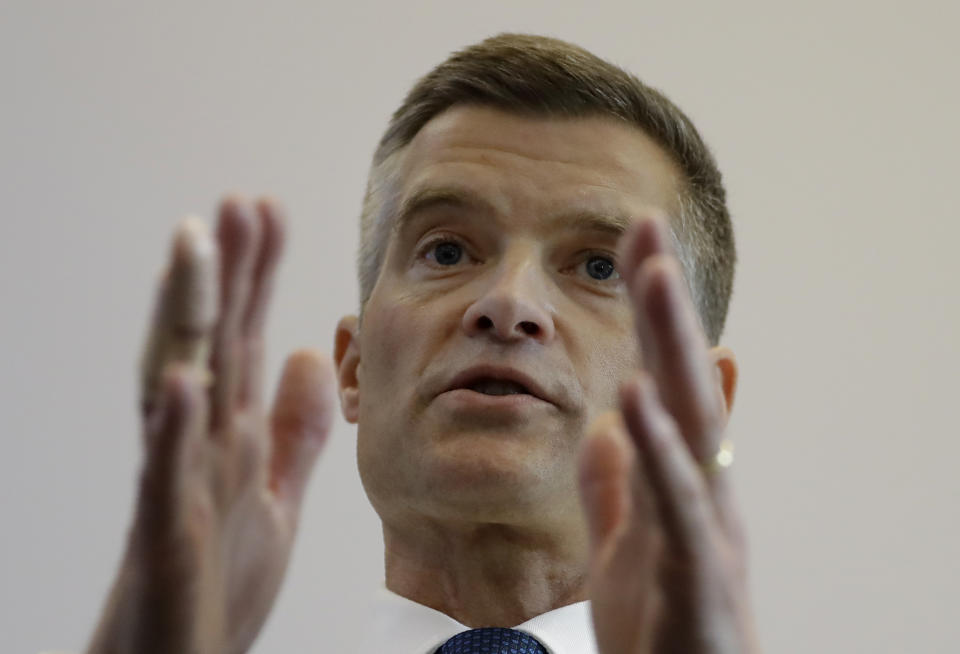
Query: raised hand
578 216 760 654
86 197 336 654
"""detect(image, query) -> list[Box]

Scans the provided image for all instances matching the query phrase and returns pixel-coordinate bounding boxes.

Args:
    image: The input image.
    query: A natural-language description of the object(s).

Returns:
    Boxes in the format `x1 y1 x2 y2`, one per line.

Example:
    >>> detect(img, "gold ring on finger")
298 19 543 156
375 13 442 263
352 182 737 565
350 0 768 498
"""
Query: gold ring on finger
700 438 735 475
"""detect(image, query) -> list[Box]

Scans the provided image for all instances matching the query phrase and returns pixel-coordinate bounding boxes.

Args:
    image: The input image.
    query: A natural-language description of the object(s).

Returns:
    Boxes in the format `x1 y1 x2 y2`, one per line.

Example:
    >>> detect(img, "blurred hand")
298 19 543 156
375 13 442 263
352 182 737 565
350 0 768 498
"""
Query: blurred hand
86 197 336 654
578 216 760 654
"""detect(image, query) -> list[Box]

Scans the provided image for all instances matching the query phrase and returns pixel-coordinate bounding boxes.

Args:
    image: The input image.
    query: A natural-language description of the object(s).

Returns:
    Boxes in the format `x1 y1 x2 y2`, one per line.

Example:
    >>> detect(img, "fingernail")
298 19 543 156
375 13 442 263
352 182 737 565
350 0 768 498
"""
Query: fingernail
174 216 215 263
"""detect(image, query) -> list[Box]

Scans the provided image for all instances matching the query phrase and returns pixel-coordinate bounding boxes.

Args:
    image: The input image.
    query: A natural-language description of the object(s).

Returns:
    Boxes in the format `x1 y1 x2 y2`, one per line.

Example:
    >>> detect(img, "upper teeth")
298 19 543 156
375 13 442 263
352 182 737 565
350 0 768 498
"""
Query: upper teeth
469 379 529 396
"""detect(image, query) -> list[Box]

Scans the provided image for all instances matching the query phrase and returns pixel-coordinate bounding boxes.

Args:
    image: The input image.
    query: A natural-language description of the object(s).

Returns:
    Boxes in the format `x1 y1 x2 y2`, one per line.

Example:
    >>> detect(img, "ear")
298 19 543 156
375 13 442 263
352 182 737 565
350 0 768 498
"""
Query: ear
334 315 361 424
708 345 738 420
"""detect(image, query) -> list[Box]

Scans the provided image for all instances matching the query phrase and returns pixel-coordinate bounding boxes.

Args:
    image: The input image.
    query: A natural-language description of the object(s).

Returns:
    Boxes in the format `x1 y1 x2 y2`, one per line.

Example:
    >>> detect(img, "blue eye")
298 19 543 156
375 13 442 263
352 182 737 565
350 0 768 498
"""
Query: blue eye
585 255 617 280
429 241 463 266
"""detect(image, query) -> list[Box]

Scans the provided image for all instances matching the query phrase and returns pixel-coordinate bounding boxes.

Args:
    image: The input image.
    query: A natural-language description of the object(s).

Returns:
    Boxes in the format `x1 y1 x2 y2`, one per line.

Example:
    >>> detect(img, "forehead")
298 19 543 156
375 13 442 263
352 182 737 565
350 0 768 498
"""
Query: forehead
394 105 682 221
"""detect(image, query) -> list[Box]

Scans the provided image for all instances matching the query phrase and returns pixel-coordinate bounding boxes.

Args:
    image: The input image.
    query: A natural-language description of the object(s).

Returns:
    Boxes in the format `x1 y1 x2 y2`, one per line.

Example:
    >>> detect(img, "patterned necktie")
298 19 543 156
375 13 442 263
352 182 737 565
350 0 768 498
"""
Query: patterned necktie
436 627 549 654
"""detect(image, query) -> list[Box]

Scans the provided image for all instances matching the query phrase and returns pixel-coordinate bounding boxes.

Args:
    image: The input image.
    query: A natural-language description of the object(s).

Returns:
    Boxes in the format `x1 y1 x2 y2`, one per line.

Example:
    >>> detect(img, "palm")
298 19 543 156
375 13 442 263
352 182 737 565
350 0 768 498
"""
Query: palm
590 508 746 654
206 415 297 654
88 197 334 654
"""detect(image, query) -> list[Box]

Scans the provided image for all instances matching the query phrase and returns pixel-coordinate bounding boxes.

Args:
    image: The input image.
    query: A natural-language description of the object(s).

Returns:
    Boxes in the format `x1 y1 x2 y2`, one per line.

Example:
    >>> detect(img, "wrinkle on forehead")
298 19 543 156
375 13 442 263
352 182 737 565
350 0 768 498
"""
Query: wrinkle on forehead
397 105 683 220
392 179 639 245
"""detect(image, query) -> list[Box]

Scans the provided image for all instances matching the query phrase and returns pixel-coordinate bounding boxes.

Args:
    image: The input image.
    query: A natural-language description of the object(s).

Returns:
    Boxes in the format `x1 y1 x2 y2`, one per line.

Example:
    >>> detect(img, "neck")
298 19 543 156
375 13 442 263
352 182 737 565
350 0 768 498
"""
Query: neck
383 518 589 627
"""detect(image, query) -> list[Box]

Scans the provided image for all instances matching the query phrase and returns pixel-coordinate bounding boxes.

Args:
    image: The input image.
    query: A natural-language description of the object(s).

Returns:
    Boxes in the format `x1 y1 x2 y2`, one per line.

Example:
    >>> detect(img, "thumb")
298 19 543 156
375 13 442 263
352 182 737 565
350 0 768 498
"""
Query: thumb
578 412 634 559
269 348 336 516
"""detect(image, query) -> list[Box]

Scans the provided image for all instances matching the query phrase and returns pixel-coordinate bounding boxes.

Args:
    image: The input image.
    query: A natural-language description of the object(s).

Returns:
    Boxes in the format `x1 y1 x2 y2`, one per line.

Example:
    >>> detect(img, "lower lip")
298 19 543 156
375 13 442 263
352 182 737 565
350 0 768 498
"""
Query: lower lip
437 389 551 411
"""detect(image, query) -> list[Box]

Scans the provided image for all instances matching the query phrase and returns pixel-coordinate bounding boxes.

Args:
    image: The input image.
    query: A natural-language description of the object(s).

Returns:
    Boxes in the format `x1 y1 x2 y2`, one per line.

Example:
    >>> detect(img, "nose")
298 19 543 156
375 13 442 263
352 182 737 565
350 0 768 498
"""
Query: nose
461 254 556 343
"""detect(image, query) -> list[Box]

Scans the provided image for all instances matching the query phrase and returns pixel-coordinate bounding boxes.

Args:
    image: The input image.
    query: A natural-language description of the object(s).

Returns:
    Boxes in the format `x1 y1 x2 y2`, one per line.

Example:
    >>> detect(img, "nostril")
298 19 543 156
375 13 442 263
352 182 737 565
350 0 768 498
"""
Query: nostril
477 315 494 330
519 321 539 336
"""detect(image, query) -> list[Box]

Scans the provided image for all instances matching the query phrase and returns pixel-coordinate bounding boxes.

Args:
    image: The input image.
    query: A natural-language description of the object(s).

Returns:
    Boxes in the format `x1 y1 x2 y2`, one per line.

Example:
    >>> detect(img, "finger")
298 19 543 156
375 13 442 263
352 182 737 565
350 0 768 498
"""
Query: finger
579 410 663 563
618 211 674 289
620 374 716 564
578 412 634 556
626 219 724 463
139 218 217 417
137 365 207 540
209 196 261 432
580 412 662 654
238 197 286 408
624 220 740 528
269 349 336 518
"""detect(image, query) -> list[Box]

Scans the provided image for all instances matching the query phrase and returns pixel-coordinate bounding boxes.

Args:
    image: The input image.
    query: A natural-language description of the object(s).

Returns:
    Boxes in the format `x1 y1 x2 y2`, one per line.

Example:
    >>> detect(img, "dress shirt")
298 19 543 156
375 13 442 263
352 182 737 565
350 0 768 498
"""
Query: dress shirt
40 588 599 654
357 587 599 654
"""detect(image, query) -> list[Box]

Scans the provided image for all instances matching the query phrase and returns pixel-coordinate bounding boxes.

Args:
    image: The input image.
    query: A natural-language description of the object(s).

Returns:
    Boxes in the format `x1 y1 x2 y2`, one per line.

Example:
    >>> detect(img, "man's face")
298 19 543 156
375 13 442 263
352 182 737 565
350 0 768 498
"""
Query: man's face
344 106 681 538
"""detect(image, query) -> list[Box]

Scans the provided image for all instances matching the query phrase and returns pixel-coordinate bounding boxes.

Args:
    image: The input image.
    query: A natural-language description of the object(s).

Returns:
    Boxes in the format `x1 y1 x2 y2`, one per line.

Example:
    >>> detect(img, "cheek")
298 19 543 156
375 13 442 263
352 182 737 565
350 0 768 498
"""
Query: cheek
575 310 639 413
593 343 637 407
359 282 458 396
360 299 418 388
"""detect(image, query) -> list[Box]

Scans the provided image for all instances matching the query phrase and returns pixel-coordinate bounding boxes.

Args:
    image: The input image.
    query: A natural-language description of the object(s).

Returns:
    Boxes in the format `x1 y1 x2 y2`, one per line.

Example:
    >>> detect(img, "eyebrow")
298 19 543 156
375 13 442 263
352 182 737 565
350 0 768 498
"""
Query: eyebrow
393 186 496 235
393 185 634 238
550 210 633 238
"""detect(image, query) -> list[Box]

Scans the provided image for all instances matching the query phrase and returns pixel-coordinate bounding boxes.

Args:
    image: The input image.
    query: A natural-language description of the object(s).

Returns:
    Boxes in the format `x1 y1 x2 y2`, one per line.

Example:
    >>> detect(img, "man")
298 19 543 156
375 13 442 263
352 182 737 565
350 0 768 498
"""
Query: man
82 34 759 654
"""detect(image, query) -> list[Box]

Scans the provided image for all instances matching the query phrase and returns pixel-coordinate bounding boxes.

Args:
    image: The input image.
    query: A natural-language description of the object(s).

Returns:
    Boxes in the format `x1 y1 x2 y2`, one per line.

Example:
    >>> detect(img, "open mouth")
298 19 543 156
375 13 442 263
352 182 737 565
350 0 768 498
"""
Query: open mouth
442 365 553 407
466 378 532 396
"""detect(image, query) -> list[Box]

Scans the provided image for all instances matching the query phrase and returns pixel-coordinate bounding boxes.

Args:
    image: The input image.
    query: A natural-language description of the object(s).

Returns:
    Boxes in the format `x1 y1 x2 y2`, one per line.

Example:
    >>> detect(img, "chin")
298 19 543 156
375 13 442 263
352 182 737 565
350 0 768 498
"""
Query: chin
419 440 567 519
358 413 582 528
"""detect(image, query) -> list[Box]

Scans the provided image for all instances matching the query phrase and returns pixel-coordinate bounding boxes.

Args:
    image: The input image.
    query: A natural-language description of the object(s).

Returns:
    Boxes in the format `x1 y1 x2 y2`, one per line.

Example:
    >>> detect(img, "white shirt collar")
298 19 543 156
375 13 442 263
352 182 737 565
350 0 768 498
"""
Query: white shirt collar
357 586 598 654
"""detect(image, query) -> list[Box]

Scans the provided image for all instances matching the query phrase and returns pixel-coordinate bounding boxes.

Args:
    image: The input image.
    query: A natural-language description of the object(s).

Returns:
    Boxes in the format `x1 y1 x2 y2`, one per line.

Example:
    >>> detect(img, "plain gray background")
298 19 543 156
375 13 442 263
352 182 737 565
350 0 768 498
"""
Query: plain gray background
2 1 958 653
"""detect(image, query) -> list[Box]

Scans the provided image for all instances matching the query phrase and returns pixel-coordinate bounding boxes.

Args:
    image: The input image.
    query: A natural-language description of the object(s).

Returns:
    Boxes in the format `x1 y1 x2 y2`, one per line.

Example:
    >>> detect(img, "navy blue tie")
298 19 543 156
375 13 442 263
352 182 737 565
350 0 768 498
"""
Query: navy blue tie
436 627 548 654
